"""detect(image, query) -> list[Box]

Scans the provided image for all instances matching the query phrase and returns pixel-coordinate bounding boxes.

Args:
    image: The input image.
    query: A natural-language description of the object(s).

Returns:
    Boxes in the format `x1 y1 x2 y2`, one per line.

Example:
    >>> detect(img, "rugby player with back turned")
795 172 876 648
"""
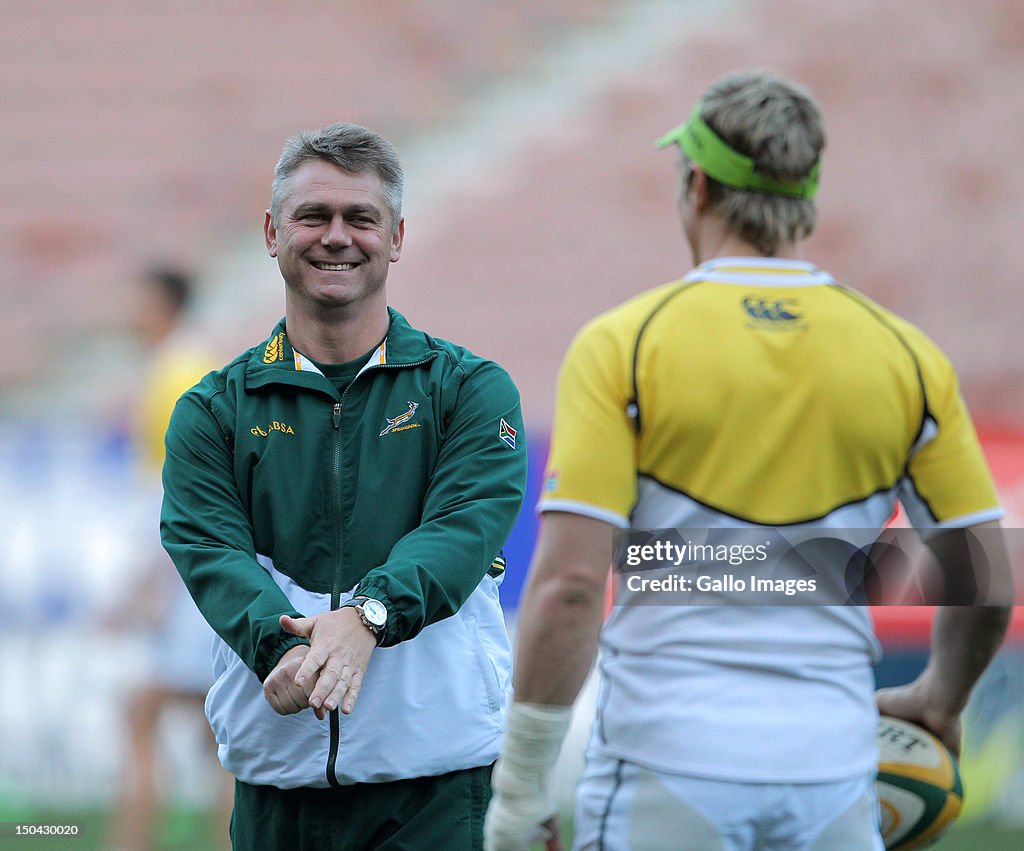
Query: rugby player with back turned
485 71 1013 851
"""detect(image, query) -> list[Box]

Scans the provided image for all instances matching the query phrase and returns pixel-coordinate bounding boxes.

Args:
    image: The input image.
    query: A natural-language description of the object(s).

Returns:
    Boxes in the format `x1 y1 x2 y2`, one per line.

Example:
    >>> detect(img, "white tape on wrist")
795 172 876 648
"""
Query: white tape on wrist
485 702 572 851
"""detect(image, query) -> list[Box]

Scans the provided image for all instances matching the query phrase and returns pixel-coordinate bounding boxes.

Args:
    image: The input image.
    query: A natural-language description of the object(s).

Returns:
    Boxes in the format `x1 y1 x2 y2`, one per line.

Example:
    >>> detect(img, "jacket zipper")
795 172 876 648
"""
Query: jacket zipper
324 356 436 787
326 398 343 786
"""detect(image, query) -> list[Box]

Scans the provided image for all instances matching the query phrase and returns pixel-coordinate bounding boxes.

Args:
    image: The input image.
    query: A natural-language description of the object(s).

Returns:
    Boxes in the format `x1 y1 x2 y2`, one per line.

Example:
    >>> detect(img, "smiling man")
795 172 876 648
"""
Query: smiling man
161 123 528 850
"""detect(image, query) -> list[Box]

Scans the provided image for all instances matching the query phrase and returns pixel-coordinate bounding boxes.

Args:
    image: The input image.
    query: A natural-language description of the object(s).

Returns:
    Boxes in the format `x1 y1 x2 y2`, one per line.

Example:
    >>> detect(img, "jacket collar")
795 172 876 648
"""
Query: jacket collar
244 308 435 391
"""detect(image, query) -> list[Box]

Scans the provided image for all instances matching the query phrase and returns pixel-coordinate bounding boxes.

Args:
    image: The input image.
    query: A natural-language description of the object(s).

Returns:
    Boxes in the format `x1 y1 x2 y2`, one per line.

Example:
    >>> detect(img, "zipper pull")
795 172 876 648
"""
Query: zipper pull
332 402 342 429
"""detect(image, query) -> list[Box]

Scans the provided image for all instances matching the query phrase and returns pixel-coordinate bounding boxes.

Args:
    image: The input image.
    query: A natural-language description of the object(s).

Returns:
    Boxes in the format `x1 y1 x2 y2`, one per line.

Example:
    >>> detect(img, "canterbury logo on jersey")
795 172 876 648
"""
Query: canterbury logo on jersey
742 297 802 321
263 332 286 363
380 401 421 436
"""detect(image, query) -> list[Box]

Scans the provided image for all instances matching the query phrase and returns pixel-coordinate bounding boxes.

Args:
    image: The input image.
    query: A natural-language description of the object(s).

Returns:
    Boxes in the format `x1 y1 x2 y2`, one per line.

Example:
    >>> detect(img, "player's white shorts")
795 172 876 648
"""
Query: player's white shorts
573 754 884 851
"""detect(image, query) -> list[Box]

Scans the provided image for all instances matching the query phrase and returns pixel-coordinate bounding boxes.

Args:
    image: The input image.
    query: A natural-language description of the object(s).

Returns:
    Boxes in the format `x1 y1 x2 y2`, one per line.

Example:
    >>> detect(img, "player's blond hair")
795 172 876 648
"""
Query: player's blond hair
270 122 404 232
691 71 824 255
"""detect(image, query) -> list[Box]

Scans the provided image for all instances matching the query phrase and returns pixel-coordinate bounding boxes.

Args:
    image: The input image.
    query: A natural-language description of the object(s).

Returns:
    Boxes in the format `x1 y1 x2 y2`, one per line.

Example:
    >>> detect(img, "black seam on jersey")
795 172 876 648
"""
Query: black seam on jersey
830 285 932 458
829 286 948 527
594 642 617 747
597 759 625 851
638 471 900 527
628 280 707 435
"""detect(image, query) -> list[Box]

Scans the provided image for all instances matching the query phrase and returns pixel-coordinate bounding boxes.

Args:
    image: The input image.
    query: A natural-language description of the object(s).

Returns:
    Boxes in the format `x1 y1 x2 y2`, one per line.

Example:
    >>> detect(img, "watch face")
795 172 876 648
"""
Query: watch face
361 599 387 627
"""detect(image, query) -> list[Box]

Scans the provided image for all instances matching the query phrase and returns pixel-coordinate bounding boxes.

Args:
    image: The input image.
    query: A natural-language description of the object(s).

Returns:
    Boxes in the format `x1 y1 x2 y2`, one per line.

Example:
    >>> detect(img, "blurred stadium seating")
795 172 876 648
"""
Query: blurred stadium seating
2 0 1023 425
0 0 618 412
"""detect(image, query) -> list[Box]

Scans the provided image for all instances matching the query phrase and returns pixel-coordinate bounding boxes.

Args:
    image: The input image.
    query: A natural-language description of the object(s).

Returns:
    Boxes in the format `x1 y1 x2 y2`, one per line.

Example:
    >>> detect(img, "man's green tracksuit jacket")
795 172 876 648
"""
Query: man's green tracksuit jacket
161 308 527 788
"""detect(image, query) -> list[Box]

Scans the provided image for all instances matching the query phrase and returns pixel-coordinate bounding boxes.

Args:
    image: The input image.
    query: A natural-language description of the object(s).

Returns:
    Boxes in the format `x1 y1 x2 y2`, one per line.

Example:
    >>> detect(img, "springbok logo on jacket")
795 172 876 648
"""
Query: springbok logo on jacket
379 401 420 437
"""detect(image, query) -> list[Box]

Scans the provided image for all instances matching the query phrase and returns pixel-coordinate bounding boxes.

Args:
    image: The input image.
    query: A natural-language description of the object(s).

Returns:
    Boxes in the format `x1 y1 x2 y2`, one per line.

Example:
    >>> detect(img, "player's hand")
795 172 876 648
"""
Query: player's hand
485 764 562 851
538 815 563 851
263 644 315 716
876 677 962 756
280 609 376 716
484 802 562 851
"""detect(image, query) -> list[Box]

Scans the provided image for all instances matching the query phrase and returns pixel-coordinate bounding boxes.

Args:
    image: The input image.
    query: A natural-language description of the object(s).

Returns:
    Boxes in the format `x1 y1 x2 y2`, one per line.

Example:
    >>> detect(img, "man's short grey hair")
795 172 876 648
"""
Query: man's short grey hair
690 71 825 256
270 122 404 231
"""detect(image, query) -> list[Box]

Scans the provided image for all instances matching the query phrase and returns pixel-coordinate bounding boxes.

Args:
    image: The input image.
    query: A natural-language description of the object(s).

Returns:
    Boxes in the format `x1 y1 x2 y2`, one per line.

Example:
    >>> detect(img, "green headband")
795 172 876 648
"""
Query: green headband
656 104 820 200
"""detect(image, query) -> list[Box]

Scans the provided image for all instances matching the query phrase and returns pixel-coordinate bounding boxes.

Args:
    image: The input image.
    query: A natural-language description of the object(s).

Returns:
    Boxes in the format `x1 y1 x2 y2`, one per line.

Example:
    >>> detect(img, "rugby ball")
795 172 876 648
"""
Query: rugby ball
875 716 963 850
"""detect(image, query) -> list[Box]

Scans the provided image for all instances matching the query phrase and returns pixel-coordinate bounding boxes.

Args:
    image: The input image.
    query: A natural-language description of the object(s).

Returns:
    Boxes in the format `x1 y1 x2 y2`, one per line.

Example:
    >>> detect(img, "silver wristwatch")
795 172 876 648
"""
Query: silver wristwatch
343 597 387 642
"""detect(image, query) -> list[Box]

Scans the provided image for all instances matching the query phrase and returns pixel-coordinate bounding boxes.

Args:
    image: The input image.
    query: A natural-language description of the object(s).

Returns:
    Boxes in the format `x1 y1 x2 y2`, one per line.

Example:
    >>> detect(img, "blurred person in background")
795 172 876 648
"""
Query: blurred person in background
485 71 1013 851
106 265 231 850
160 122 527 850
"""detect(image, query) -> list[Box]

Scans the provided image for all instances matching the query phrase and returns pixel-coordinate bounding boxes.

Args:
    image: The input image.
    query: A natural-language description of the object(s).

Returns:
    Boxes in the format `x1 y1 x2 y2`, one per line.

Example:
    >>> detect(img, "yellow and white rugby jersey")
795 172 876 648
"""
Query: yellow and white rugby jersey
541 257 1001 532
540 257 1002 782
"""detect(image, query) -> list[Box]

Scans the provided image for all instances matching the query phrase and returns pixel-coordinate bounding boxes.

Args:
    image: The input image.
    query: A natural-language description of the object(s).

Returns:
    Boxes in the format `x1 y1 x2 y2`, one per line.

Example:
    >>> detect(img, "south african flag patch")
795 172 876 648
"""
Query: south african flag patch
498 418 517 449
